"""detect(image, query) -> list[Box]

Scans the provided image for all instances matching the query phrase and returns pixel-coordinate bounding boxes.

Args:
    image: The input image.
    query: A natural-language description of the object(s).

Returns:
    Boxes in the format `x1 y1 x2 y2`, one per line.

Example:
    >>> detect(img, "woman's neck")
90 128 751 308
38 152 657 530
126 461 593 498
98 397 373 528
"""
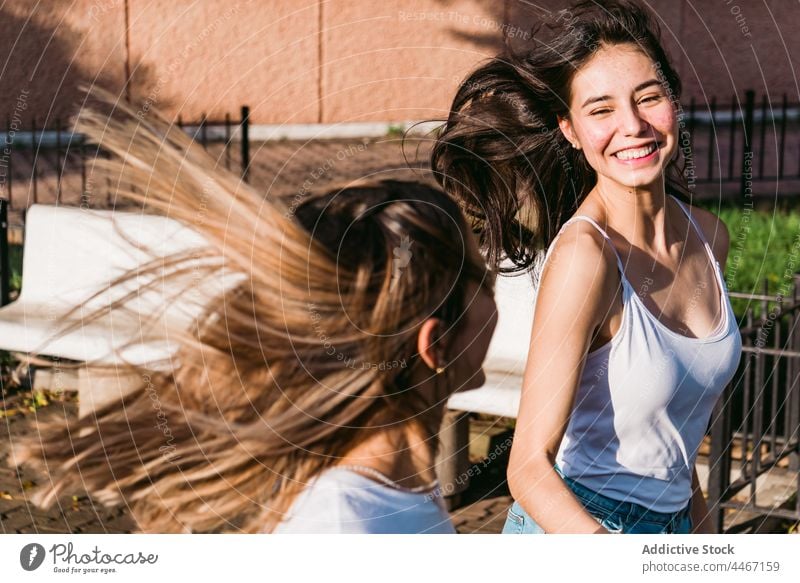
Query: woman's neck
337 423 439 490
592 177 676 254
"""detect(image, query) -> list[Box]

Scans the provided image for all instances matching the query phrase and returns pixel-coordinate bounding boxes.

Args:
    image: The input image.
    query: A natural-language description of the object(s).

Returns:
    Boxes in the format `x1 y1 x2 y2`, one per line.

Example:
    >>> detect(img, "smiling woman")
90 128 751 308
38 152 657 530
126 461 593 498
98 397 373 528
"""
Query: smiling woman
558 45 678 193
432 0 742 534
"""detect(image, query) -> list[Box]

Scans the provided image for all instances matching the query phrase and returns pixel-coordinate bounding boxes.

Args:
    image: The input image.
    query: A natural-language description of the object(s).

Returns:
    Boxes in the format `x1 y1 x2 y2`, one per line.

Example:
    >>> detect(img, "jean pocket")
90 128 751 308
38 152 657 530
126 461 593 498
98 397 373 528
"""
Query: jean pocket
502 503 545 534
584 507 624 534
502 506 525 534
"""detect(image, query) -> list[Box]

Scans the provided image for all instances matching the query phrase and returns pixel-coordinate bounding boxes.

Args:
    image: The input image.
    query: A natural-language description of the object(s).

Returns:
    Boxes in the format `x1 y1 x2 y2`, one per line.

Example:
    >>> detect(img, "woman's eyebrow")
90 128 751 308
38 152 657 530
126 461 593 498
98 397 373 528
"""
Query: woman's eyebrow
634 79 663 93
582 94 612 108
581 79 663 108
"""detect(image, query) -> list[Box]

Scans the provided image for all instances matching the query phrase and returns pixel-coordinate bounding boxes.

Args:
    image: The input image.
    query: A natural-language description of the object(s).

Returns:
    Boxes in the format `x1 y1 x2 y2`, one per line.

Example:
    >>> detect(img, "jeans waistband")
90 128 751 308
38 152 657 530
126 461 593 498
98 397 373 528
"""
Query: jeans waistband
556 468 691 527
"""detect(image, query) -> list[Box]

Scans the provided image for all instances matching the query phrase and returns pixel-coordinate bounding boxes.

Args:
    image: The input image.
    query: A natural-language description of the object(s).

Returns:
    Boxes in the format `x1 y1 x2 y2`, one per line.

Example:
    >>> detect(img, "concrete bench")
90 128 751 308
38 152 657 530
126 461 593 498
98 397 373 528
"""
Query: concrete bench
0 204 237 417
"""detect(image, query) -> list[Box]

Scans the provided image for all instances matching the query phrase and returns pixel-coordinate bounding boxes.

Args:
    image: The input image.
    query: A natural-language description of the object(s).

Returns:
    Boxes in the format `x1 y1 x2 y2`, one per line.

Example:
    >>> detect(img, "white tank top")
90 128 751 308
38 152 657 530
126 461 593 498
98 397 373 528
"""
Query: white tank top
274 468 455 533
553 196 742 512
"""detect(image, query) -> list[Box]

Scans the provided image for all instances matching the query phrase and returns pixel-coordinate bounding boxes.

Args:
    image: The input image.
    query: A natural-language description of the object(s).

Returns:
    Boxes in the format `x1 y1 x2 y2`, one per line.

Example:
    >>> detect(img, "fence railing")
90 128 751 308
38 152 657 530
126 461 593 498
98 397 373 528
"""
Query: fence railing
0 106 251 215
681 91 800 198
0 198 8 306
708 279 800 533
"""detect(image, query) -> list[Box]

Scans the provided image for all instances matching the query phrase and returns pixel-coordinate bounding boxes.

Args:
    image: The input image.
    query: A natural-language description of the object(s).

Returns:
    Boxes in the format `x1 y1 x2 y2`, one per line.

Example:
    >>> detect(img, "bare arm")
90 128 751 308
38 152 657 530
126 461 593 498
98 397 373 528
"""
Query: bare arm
507 222 619 534
690 466 715 533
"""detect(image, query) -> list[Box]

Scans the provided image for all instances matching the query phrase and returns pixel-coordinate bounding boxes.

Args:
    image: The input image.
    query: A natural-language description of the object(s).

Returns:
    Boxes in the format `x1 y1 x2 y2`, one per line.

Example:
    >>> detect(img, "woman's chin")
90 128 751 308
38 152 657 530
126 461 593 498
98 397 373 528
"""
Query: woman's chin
606 173 665 192
455 369 486 393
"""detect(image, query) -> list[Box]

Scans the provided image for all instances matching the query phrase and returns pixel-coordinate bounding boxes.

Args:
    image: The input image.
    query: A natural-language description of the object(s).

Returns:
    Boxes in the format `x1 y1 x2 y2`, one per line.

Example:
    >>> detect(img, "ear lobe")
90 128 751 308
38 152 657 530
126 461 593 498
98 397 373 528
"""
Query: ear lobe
557 115 578 149
417 318 445 371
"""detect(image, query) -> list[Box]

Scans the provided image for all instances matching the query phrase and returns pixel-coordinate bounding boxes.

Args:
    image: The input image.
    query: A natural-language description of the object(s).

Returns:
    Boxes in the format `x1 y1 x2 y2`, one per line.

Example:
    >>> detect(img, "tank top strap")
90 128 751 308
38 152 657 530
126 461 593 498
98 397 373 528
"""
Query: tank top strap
669 195 718 265
562 215 628 279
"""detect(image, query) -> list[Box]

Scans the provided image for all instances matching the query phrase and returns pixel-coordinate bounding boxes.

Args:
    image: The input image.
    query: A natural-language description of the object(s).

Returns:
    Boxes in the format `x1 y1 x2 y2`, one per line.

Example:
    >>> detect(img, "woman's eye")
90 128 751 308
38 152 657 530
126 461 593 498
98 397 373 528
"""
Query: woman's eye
590 108 611 116
639 95 662 104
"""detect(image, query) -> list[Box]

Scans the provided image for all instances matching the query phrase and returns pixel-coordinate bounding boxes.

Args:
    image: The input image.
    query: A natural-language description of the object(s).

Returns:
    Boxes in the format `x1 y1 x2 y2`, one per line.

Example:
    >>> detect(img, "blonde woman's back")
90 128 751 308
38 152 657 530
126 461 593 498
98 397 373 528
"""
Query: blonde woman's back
274 468 453 534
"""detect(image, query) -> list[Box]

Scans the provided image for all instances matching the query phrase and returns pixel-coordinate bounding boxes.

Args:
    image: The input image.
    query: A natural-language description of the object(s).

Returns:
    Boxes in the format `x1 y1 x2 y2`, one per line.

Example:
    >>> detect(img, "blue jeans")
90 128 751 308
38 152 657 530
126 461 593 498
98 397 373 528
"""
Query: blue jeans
502 474 692 534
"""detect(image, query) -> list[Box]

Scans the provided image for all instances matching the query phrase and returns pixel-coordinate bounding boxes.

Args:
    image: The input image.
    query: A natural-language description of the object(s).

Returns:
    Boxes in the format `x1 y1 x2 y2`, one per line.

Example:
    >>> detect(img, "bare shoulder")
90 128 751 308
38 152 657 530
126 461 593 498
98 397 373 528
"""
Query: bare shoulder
544 219 615 277
538 219 620 325
683 203 731 267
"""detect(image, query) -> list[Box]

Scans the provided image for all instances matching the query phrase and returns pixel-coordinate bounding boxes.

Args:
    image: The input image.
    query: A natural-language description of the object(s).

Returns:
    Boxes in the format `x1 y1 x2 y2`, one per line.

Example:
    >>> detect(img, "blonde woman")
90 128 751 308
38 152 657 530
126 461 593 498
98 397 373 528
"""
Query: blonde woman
13 92 498 533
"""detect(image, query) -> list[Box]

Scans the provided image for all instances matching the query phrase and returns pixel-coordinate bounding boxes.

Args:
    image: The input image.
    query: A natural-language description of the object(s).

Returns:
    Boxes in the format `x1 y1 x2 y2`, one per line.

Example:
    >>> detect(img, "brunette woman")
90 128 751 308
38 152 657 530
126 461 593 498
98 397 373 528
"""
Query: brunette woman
432 0 741 533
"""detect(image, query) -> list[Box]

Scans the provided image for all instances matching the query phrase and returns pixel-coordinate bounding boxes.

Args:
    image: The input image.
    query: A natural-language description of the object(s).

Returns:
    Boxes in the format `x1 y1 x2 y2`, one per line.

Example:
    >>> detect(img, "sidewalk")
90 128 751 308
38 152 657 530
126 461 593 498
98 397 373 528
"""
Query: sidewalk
0 391 134 533
0 389 509 534
2 390 794 534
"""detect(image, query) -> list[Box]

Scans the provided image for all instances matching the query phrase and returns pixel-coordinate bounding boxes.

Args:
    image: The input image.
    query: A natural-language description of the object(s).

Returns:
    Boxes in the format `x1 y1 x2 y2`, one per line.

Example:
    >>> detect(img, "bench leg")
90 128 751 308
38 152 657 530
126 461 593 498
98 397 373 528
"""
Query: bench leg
435 409 471 510
32 367 79 393
78 366 142 419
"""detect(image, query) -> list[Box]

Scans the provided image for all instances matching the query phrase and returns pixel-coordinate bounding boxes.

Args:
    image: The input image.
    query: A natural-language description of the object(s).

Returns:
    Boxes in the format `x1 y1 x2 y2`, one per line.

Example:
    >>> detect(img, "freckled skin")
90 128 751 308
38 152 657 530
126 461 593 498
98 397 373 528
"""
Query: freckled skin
561 44 678 192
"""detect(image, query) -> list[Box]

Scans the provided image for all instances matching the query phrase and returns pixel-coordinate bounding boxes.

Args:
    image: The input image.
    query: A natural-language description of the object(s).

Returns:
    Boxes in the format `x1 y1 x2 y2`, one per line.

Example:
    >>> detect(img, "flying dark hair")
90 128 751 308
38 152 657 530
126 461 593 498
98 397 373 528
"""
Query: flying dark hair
431 0 689 274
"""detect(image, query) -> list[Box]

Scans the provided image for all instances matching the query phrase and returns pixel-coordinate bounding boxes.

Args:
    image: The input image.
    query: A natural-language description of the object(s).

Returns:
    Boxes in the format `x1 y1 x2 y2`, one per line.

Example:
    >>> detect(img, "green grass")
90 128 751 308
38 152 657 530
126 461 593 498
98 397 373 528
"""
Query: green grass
386 124 405 138
697 203 800 317
9 244 22 293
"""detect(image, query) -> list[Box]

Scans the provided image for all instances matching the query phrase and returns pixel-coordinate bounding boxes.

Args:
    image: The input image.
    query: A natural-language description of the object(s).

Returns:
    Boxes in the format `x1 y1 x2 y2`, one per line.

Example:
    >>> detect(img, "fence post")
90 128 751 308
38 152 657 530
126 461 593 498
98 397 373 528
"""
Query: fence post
31 116 38 204
708 382 732 533
5 116 12 207
791 274 800 472
0 198 9 306
240 106 250 183
740 90 755 200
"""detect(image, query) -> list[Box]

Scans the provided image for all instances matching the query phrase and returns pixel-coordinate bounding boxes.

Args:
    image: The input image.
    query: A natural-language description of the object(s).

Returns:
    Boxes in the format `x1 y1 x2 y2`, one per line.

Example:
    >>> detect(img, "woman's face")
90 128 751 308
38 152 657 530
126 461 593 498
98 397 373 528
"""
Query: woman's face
414 230 497 398
445 227 498 393
447 280 498 393
559 43 678 192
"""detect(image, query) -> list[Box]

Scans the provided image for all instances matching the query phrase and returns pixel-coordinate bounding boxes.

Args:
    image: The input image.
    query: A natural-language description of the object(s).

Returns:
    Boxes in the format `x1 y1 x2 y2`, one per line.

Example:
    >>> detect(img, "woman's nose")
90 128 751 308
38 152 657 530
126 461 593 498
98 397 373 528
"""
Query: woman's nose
619 104 650 136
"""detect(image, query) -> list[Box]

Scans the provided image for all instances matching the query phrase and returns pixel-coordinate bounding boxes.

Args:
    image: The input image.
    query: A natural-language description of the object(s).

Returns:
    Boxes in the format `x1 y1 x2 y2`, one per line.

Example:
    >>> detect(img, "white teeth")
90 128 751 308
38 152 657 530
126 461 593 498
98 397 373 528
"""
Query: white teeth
614 143 657 160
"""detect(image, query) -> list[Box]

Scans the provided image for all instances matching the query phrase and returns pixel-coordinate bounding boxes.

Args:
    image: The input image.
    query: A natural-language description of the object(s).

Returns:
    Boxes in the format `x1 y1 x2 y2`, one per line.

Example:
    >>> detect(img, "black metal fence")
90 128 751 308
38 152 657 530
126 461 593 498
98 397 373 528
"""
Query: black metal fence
708 279 800 533
681 91 800 199
0 106 251 214
0 198 8 306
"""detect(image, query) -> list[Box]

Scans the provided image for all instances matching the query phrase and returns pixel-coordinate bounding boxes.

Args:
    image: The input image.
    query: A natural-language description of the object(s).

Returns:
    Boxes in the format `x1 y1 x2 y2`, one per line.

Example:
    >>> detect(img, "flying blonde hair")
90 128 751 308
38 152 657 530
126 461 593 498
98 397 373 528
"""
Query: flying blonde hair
12 89 493 532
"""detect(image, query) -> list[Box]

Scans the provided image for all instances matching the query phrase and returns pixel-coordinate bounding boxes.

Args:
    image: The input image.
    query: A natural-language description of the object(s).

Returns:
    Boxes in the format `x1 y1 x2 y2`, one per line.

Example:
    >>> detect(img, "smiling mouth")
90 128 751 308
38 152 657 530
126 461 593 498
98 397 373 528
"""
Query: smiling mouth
613 142 658 161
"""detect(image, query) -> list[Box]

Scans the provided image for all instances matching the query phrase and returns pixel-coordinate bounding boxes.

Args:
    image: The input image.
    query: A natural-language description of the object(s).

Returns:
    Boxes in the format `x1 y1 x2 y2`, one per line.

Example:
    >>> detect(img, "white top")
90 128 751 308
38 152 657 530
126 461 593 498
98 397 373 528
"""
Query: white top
552 196 742 512
274 468 456 534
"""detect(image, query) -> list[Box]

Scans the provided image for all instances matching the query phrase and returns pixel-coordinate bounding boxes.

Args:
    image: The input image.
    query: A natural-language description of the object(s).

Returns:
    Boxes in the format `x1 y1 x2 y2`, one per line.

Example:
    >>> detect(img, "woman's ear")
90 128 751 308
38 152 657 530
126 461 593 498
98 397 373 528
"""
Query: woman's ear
557 115 581 150
417 318 445 371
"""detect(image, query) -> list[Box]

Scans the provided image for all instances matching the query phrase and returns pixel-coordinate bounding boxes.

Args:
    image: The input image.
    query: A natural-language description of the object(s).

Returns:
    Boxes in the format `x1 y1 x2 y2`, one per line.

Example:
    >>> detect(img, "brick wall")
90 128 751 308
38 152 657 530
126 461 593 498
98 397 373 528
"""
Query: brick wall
0 1 796 125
